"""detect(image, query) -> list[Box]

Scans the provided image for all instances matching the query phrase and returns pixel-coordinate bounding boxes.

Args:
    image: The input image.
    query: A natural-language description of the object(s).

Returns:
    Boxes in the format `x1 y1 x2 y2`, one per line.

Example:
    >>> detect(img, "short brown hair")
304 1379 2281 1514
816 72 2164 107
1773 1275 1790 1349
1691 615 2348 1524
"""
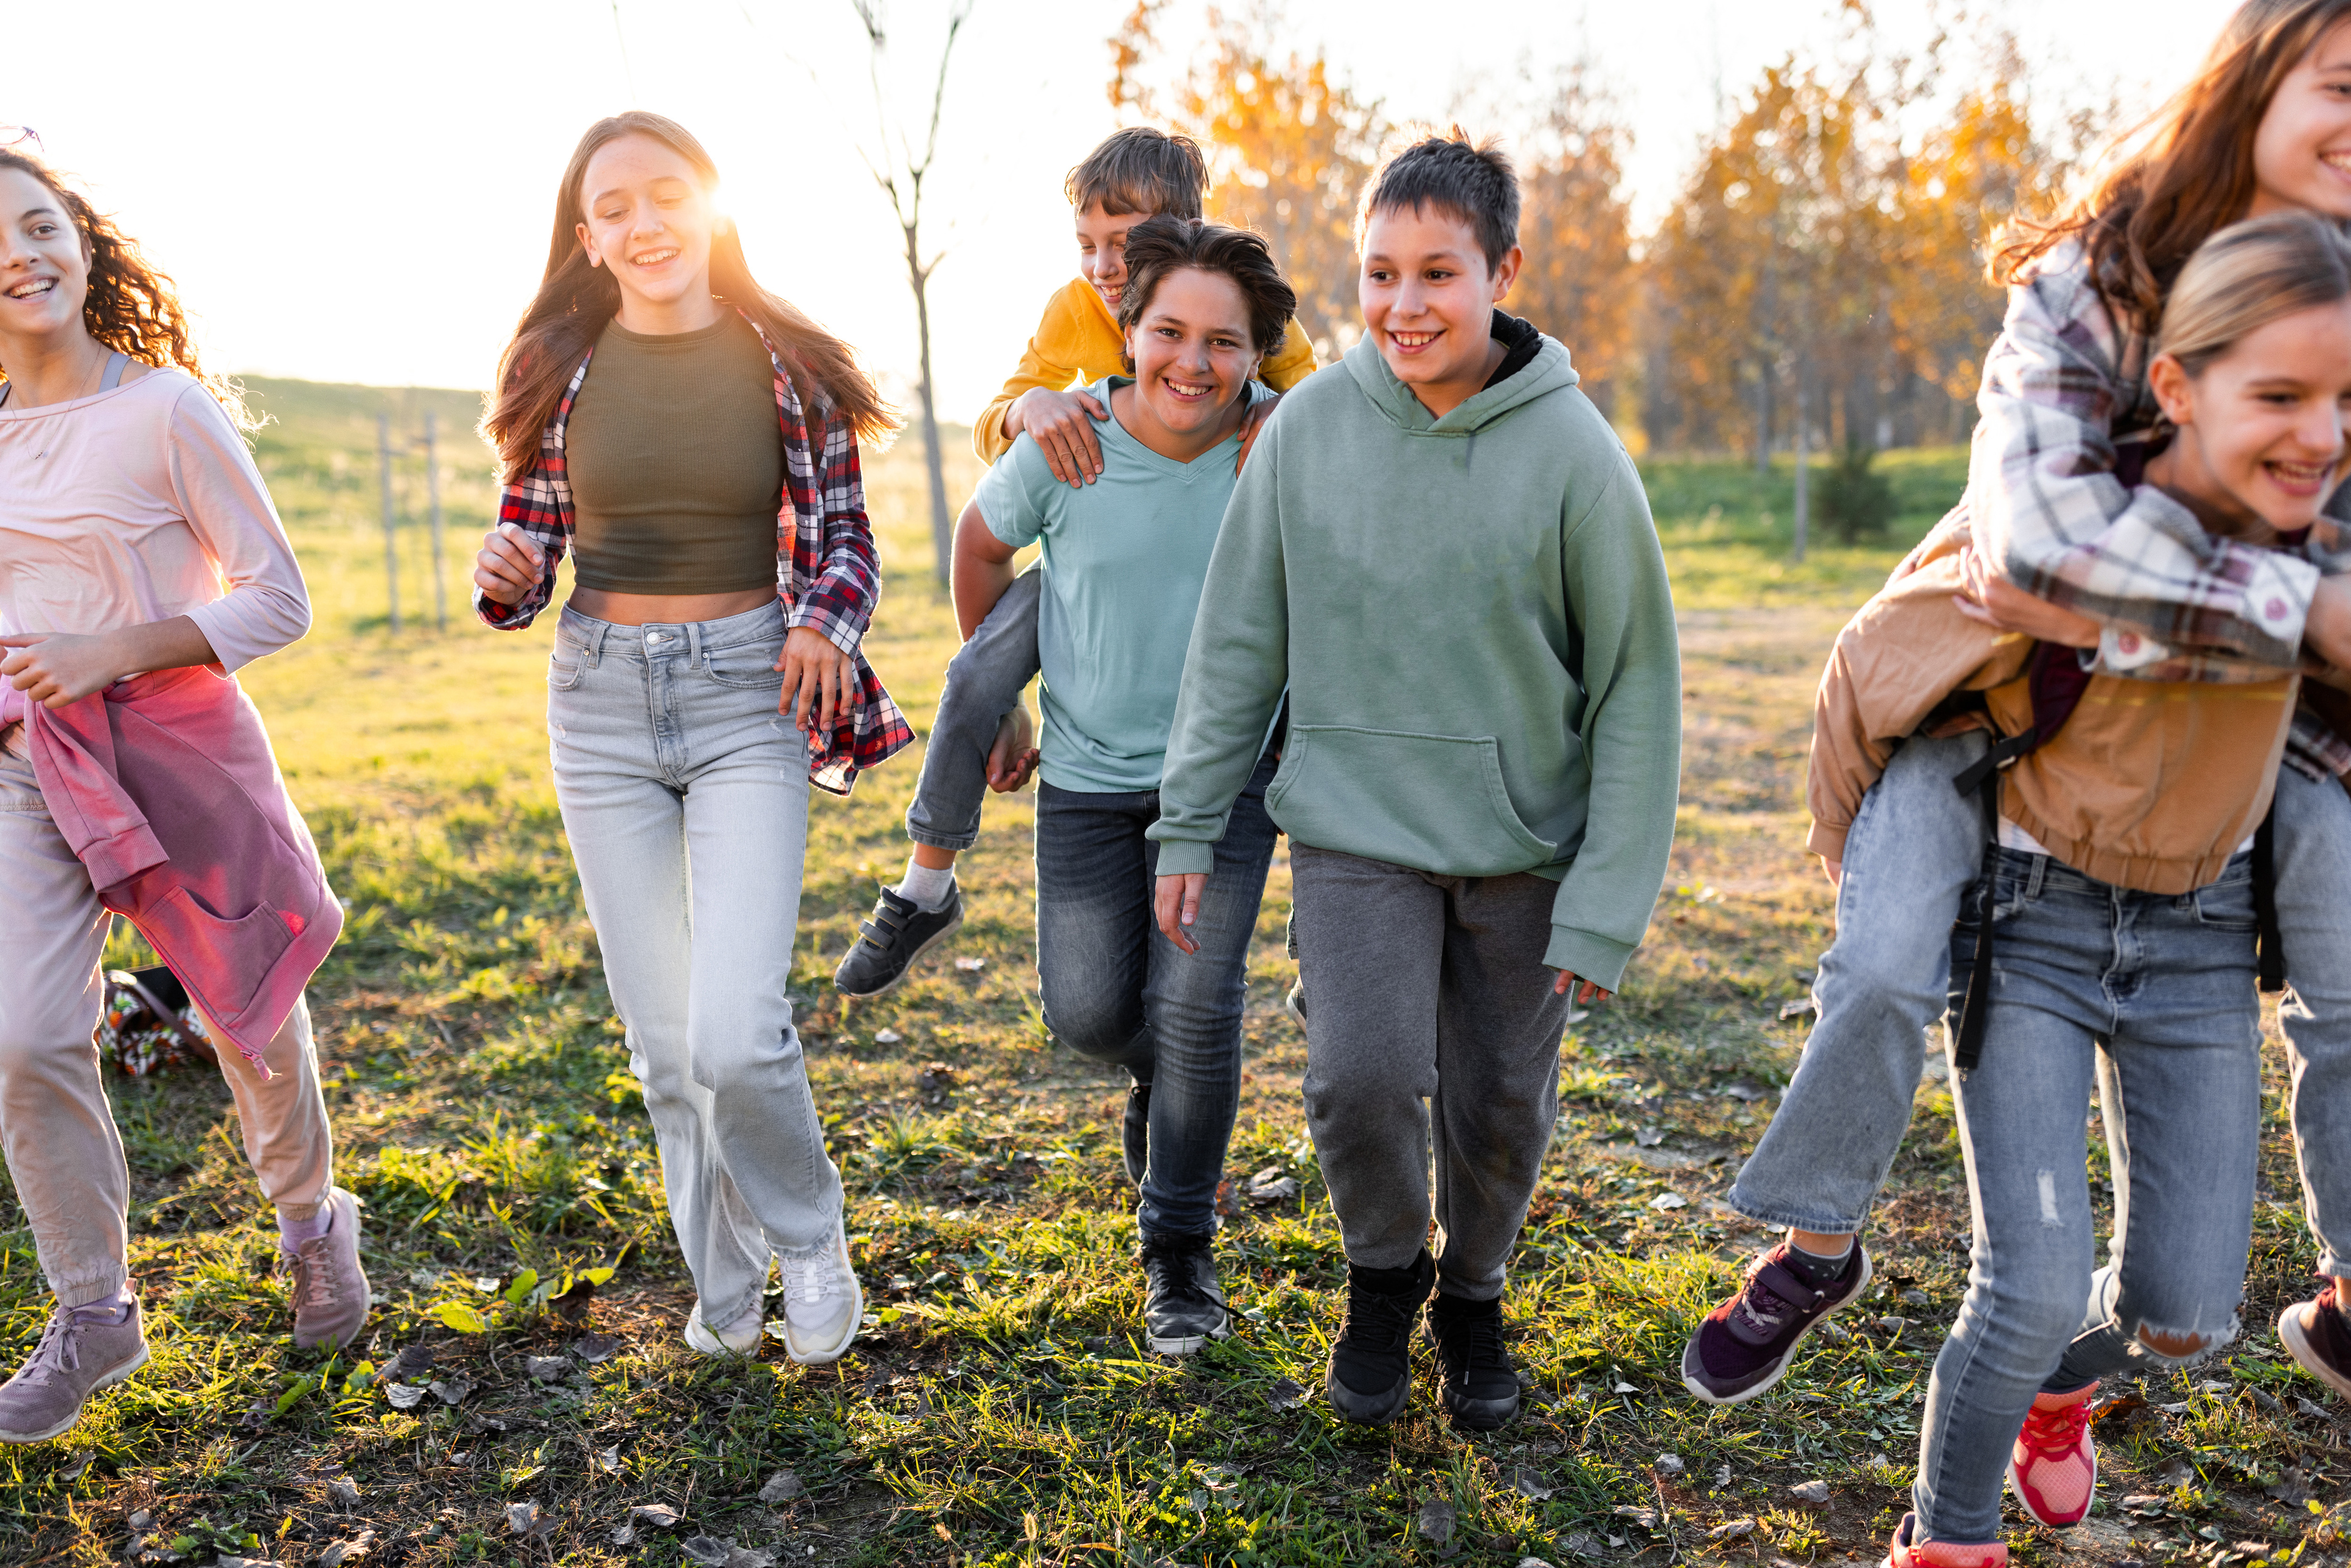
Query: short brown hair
1115 216 1296 369
1356 128 1520 271
1065 127 1207 219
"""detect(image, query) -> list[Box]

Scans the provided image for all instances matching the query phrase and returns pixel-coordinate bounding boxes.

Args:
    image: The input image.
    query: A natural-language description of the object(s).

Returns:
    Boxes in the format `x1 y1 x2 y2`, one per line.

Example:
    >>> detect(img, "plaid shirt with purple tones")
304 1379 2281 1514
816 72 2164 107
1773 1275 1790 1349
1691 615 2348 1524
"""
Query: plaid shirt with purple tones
1957 240 2351 779
474 313 911 795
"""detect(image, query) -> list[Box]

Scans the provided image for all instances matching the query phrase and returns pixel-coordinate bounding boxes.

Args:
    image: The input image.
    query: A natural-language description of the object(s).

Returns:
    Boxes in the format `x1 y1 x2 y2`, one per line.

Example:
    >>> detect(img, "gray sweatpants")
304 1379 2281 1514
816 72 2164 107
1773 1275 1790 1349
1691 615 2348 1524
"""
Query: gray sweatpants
1289 845 1572 1301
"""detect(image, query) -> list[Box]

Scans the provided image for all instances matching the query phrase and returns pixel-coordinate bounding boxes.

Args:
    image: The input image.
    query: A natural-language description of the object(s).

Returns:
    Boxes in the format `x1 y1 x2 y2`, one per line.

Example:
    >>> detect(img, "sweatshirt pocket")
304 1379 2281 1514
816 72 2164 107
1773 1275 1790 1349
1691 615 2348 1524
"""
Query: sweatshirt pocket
158 885 298 1022
1269 725 1556 877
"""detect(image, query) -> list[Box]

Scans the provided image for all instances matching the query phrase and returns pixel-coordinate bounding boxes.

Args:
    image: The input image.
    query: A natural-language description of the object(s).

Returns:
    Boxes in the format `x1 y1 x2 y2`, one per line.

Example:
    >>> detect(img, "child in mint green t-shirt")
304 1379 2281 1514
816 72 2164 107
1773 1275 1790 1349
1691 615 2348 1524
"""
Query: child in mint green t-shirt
960 217 1300 1360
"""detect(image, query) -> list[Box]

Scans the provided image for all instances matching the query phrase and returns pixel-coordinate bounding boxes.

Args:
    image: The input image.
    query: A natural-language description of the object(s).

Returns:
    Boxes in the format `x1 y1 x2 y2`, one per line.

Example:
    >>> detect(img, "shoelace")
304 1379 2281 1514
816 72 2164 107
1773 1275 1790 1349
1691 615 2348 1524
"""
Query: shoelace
1141 1238 1213 1309
778 1242 846 1308
2016 1396 2091 1460
1729 1271 1798 1335
13 1311 85 1389
1340 1280 1419 1353
285 1241 339 1315
1442 1309 1510 1376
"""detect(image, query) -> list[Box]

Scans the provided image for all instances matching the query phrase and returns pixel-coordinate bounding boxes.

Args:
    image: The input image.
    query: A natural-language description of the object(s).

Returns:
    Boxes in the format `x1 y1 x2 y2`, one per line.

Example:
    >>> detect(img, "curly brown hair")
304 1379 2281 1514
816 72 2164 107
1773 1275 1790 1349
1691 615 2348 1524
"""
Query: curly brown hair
0 149 252 427
1990 0 2351 330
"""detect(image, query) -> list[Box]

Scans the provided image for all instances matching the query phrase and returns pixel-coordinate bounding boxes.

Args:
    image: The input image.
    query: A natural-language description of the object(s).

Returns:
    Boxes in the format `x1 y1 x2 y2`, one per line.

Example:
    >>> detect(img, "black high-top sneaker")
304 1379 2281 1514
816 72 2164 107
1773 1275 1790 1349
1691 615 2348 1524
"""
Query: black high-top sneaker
1140 1230 1228 1356
1325 1250 1433 1424
1427 1290 1519 1429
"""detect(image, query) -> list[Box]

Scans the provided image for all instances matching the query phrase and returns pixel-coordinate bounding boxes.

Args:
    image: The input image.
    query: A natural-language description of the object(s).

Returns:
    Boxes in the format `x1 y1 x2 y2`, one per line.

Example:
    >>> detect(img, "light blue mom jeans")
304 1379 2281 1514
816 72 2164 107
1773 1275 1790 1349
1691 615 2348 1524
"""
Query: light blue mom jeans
1914 848 2261 1544
548 601 841 1332
1730 736 2351 1278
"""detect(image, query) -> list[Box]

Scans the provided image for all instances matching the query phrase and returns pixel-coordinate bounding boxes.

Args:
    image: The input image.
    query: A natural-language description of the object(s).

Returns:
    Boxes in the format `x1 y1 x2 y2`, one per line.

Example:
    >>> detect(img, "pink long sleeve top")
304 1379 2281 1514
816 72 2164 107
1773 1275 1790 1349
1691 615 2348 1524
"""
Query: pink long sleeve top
0 369 310 669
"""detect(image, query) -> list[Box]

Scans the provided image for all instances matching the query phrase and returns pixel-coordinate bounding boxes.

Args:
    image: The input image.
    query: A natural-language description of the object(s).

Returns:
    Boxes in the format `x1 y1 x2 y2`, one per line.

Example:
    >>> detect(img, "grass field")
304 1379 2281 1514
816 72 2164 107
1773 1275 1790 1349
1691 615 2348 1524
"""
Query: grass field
6 382 2342 1568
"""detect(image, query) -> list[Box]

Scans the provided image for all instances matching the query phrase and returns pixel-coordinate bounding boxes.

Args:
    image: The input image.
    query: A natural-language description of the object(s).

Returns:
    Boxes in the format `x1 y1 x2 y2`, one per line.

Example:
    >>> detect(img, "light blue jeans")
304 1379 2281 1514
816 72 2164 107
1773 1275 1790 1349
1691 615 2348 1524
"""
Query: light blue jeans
548 601 841 1331
1727 733 1987 1232
904 568 1041 852
1915 848 2261 1544
1732 737 2351 1277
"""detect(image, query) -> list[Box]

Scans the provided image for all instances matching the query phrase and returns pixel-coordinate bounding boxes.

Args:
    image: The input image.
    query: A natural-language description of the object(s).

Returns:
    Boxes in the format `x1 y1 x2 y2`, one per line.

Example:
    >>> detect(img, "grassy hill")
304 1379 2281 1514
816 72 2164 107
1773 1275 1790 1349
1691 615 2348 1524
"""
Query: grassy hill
6 382 2319 1568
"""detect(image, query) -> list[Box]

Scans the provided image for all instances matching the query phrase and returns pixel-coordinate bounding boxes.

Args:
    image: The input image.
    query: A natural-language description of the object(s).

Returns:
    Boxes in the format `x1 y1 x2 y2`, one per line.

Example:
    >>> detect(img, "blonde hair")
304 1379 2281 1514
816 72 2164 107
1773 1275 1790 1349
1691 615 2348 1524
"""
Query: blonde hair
2157 211 2351 376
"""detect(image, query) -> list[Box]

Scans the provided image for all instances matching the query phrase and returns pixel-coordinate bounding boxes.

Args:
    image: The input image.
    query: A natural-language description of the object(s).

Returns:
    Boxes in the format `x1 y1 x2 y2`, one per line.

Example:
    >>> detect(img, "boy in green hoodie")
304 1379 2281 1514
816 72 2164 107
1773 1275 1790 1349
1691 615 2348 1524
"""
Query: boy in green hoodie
1148 132 1682 1429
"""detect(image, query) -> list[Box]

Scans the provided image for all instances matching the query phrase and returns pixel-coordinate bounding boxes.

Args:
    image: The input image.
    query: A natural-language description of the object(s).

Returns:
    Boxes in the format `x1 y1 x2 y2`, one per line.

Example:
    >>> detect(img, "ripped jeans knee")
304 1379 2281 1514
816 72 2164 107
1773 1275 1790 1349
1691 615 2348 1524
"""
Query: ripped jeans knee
2131 1314 2238 1367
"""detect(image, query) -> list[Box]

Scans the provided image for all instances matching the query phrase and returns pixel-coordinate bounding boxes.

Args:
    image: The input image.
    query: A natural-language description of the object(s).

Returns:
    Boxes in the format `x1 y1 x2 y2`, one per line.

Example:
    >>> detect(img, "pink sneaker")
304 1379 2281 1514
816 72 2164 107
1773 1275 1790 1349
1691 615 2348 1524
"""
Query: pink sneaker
1884 1513 2007 1568
0 1296 149 1443
2007 1381 2097 1526
284 1188 372 1351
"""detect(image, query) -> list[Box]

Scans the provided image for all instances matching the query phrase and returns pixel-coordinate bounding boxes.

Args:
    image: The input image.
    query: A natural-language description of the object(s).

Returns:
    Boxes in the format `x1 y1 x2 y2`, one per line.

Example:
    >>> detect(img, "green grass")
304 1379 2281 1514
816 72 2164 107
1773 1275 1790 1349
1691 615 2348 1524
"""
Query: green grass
5 389 2338 1567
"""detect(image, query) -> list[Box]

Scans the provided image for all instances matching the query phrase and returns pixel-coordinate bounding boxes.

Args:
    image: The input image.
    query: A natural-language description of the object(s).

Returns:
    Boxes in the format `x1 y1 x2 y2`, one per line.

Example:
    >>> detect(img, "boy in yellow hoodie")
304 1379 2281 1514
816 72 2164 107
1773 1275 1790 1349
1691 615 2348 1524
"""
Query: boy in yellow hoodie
835 127 1318 1018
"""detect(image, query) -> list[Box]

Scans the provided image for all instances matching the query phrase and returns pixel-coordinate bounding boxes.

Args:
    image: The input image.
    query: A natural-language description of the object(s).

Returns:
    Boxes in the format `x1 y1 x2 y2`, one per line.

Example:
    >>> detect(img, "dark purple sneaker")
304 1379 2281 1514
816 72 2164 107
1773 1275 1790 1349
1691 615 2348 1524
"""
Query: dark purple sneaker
1681 1240 1871 1405
2280 1283 2351 1399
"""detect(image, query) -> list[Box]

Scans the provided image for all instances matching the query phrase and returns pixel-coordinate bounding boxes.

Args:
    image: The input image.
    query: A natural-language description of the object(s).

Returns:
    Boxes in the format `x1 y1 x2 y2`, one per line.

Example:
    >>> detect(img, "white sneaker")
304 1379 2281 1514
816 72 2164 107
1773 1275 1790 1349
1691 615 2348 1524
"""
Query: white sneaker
683 1298 764 1357
775 1220 863 1365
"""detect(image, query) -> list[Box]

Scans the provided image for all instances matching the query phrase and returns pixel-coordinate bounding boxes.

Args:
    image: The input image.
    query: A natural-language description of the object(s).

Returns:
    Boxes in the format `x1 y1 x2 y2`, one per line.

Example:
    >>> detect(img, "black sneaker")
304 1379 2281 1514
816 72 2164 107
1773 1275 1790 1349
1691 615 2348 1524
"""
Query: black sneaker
1123 1078 1151 1188
1326 1250 1433 1424
1285 980 1308 1033
1140 1230 1228 1356
1427 1291 1520 1429
834 883 964 998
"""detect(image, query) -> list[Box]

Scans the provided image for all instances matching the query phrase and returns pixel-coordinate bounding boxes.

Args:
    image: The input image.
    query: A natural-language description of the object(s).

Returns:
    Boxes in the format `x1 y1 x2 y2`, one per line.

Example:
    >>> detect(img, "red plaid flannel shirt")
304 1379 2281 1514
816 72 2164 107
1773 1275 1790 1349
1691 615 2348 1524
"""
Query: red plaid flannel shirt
475 313 911 795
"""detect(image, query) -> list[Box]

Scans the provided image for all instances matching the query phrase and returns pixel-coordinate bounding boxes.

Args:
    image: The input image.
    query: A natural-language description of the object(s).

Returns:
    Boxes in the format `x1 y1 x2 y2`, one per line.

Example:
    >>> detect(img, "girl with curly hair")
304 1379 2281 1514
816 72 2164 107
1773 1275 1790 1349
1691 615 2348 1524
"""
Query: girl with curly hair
0 147 362 1442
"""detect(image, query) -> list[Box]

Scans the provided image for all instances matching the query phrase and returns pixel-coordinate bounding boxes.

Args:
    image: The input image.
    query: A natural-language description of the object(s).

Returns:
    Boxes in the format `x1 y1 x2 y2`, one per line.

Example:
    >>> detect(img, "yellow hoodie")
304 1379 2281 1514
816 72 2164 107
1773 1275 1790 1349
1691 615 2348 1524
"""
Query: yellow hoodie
973 277 1321 462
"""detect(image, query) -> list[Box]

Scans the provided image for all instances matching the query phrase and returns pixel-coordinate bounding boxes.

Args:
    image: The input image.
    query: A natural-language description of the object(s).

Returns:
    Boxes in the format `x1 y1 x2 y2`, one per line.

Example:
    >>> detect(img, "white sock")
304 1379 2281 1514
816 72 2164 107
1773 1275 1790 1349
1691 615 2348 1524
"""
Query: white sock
896 857 955 913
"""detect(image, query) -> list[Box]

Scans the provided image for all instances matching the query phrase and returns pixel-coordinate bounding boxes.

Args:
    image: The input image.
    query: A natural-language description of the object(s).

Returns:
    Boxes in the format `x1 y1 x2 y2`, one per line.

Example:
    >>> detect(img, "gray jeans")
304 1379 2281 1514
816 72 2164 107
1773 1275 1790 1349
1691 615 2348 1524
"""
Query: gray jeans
1917 849 2260 1544
904 567 1042 851
549 602 841 1331
1290 845 1573 1301
1732 733 2351 1277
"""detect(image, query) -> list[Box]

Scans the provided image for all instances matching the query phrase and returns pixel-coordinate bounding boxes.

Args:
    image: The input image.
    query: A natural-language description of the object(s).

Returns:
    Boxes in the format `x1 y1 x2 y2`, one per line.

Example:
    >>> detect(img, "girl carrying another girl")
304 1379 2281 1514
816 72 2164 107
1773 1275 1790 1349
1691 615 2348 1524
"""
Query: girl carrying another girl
0 145 360 1441
472 113 907 1364
952 215 1294 1354
1690 0 2351 1423
1797 213 2346 1568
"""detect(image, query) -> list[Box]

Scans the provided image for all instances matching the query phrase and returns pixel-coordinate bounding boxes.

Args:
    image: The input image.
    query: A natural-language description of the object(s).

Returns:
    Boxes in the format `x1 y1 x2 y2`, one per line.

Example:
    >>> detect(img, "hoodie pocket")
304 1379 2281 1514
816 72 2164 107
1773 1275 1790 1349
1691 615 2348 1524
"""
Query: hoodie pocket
1269 725 1556 876
157 885 298 1022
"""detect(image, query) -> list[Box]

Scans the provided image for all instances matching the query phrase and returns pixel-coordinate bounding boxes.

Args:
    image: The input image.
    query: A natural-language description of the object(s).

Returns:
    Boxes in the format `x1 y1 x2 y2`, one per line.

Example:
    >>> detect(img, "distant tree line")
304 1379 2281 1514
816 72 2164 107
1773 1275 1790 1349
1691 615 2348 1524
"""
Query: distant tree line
1107 4 2103 463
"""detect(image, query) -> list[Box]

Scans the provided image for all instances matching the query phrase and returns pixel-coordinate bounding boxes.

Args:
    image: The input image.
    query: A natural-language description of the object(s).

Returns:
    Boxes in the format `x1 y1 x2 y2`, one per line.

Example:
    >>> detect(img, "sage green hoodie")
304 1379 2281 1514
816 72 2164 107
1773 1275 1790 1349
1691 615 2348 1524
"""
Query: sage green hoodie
1147 325 1681 989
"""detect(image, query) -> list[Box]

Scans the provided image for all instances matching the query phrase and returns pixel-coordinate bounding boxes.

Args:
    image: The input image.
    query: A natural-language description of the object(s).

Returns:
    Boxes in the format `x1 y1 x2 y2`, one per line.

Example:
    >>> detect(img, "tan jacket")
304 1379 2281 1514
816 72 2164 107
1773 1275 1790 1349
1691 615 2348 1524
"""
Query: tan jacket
1807 546 2299 895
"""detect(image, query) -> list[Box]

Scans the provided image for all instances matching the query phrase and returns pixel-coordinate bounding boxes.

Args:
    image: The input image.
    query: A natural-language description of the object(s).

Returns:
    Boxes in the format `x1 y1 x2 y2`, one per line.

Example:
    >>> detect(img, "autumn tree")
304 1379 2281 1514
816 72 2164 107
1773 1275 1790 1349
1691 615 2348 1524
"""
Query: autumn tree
1109 2 1382 363
1505 63 1637 417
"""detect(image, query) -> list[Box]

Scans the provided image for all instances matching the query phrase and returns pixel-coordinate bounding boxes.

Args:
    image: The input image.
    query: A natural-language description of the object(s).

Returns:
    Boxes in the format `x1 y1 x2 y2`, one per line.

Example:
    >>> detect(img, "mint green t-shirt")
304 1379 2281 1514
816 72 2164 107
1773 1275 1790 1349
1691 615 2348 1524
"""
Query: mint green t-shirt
976 375 1272 793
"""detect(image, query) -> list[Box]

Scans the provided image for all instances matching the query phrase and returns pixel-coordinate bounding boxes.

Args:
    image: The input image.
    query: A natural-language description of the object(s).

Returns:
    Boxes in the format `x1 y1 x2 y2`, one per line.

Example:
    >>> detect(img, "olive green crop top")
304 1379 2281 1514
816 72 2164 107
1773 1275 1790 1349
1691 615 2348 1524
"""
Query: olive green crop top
564 313 784 595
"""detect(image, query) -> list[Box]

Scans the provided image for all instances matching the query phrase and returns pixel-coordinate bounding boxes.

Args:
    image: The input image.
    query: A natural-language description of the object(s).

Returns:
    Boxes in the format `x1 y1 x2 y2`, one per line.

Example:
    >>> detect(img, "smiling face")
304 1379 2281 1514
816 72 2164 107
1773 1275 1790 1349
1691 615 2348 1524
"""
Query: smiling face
2249 18 2351 220
1359 201 1522 418
0 166 92 354
2150 298 2351 535
1076 203 1151 314
1121 265 1261 450
574 133 718 321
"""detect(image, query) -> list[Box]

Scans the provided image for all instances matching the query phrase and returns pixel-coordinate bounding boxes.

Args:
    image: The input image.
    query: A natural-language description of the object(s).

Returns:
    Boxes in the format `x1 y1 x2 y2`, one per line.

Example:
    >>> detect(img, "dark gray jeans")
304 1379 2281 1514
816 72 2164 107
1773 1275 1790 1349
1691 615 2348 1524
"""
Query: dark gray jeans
1289 845 1574 1301
904 567 1042 851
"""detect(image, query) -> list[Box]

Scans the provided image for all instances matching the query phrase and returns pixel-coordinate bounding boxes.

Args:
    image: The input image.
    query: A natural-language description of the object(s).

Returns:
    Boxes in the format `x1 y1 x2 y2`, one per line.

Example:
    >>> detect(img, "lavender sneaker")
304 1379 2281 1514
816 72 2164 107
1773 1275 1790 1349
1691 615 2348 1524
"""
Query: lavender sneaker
0 1296 149 1443
1681 1240 1871 1405
285 1187 372 1351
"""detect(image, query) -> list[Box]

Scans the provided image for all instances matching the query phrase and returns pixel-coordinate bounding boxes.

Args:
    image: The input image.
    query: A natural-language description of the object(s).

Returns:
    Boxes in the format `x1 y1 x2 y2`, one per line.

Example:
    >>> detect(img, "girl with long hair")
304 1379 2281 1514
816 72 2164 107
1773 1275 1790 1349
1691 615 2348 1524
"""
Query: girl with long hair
0 147 360 1441
1860 214 2349 1568
1687 0 2351 1496
472 112 907 1364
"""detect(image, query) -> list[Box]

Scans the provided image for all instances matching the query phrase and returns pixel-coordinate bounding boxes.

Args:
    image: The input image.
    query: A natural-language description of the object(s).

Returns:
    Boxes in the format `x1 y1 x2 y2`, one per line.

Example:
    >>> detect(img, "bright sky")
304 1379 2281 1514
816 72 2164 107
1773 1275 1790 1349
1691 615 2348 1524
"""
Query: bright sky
0 0 2238 430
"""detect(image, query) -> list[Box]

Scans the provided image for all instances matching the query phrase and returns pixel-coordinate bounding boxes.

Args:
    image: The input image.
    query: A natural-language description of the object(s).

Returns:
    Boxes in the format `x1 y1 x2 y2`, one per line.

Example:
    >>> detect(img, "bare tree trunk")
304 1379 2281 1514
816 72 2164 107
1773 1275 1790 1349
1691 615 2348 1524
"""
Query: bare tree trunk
1791 369 1810 564
906 223 953 586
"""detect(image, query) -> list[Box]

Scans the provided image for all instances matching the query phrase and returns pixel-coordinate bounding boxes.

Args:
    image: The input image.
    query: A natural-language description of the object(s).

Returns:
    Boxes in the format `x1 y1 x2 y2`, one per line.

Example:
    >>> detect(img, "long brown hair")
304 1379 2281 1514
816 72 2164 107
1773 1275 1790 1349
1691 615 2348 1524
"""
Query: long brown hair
480 112 895 480
0 149 253 428
1993 0 2351 329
